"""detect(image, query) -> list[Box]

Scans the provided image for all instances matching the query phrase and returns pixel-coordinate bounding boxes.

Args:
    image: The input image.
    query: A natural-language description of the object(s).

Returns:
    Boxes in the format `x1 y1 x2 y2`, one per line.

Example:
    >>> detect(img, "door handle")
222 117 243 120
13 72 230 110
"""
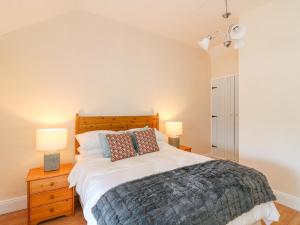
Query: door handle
212 145 218 148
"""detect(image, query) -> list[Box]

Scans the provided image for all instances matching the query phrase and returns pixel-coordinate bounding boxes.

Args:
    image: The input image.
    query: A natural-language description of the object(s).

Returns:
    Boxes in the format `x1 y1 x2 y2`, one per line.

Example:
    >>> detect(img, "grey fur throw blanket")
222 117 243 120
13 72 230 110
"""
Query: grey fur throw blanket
92 160 276 225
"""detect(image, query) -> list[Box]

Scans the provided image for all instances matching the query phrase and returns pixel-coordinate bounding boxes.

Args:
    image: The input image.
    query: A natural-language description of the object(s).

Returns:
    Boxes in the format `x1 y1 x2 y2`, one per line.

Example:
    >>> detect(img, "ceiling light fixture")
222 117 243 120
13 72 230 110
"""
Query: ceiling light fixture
198 35 212 51
234 39 246 49
229 24 247 40
198 0 246 51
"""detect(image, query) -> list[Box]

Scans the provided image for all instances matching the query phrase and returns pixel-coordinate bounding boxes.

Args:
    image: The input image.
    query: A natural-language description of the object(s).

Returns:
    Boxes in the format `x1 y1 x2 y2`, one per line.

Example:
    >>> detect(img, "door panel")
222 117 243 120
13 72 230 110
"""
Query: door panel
212 76 238 161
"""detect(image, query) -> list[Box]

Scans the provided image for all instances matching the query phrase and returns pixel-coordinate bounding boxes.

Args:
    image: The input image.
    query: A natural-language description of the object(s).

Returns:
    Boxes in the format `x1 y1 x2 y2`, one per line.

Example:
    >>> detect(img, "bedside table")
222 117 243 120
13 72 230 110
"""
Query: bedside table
179 145 192 152
26 163 74 225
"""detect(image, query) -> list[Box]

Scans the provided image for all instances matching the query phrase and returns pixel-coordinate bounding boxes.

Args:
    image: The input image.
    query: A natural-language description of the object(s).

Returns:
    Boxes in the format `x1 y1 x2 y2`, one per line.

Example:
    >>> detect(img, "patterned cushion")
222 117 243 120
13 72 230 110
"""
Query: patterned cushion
126 126 149 152
99 131 125 158
106 133 136 162
134 129 160 155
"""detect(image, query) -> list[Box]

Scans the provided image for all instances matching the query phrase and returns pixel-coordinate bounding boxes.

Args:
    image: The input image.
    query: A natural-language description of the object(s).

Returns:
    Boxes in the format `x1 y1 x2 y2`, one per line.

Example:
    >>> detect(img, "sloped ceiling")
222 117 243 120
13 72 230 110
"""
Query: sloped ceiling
0 0 76 36
0 0 272 47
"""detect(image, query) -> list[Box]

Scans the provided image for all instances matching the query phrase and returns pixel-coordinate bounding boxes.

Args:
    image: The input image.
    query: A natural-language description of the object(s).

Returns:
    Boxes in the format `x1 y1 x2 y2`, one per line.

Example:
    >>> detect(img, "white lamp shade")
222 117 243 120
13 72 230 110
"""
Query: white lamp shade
165 122 183 137
234 39 246 49
198 36 211 51
36 128 68 151
229 24 247 40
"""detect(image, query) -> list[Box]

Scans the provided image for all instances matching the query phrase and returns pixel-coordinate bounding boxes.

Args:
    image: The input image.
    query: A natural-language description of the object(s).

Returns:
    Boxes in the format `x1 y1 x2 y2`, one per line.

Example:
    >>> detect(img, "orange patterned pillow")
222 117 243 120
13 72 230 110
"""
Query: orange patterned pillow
134 129 160 155
106 133 136 162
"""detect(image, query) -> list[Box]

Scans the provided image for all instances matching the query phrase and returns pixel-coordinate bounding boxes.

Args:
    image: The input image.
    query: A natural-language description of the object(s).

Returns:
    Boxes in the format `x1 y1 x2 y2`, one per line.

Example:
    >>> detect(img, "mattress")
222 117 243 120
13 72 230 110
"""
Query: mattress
69 142 279 225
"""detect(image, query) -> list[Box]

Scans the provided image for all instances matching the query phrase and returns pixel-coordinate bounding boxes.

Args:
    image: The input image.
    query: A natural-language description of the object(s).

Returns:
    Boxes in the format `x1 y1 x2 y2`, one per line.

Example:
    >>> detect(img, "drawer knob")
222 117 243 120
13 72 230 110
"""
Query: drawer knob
49 182 55 186
49 208 54 213
50 194 55 200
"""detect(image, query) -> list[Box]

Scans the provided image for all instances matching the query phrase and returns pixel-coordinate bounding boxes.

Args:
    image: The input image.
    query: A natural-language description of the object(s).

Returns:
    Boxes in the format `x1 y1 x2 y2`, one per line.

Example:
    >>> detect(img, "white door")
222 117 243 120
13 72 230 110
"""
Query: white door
212 76 238 161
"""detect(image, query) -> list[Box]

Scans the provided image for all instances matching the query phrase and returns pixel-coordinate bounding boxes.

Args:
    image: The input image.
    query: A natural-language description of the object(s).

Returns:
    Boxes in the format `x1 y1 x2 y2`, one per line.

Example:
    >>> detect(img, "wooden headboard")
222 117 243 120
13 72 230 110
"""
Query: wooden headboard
75 113 159 154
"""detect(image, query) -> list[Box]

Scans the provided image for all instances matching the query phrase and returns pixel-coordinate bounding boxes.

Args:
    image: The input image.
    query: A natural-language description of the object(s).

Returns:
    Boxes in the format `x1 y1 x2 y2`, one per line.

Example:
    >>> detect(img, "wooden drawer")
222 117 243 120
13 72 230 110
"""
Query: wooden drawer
30 187 73 208
30 175 68 194
30 198 72 222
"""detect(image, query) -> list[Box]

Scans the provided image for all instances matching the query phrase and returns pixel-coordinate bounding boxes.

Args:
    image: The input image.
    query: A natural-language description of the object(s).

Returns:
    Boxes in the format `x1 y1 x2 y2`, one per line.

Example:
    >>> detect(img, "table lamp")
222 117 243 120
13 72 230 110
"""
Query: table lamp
165 122 183 148
36 128 68 172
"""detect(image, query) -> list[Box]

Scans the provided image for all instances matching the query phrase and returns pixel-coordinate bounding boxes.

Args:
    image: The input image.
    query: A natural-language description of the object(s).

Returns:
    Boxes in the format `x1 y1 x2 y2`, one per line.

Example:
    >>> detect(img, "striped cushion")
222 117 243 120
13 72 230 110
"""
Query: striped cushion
134 129 159 155
106 133 136 162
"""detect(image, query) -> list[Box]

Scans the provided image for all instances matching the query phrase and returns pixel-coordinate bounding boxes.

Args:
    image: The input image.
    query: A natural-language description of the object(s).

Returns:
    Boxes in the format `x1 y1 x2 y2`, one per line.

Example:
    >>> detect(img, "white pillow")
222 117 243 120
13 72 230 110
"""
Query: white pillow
75 128 166 153
126 126 148 132
75 130 115 149
155 129 167 142
77 147 103 157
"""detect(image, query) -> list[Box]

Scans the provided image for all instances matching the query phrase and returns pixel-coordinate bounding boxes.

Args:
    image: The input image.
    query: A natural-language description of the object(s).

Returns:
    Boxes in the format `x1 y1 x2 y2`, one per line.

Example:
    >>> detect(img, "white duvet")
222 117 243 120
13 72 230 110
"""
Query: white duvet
68 142 279 225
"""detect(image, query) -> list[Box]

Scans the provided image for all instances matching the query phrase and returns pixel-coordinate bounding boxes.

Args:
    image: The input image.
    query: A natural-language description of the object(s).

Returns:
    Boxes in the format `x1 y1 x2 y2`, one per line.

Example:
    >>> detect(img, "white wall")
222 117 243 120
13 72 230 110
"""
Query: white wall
239 0 300 200
209 45 239 78
0 12 211 201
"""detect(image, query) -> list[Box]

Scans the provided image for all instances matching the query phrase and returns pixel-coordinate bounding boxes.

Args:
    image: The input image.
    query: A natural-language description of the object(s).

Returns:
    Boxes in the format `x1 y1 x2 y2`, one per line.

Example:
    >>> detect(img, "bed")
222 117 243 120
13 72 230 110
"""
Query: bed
68 114 279 225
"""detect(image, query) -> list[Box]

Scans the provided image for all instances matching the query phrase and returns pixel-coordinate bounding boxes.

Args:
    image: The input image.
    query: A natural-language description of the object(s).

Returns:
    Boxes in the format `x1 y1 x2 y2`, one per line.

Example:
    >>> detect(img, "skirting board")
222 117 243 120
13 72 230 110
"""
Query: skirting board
274 190 300 211
0 195 27 215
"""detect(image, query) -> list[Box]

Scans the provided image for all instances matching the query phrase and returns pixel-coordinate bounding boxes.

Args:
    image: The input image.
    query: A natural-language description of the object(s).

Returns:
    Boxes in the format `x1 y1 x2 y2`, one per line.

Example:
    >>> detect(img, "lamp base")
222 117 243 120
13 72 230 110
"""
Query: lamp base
168 137 180 148
44 152 60 172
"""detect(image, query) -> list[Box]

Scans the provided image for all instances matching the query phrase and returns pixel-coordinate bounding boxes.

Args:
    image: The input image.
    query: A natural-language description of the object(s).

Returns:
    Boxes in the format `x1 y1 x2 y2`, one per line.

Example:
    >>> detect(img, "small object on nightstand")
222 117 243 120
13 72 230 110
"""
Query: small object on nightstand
165 122 183 148
179 145 192 152
26 163 74 225
36 128 68 172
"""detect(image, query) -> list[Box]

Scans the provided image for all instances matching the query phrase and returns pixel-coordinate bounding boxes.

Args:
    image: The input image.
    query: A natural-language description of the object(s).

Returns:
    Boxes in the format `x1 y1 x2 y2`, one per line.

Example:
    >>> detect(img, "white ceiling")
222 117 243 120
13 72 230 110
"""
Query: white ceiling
0 0 75 36
0 0 272 47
